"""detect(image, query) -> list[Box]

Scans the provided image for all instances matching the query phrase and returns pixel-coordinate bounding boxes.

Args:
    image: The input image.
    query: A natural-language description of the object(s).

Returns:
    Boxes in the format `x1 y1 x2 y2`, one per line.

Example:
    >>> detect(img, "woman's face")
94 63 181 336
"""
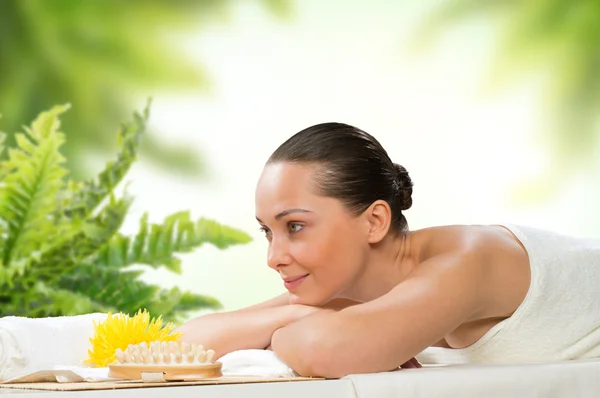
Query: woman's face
255 162 370 306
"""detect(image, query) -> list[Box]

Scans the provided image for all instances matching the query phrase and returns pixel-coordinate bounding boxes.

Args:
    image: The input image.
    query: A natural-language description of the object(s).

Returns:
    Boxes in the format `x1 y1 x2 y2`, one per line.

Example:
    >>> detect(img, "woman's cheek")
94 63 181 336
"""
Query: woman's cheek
295 239 330 267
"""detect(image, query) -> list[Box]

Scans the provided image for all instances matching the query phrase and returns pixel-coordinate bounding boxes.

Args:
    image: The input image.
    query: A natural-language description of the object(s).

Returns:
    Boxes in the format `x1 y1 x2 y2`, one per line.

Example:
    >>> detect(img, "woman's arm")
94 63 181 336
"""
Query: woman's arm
176 304 322 359
232 292 291 312
270 252 486 378
175 291 360 359
236 293 360 312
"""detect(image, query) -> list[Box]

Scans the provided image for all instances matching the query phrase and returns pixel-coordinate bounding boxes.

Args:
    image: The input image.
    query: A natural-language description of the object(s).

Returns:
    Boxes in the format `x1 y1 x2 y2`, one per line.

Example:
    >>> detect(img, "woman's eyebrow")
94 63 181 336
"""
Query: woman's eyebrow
275 208 311 220
255 208 311 223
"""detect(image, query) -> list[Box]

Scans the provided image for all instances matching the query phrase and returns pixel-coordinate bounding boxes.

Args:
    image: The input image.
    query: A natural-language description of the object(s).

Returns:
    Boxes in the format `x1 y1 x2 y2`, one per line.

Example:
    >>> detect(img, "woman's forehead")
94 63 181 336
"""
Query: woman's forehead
255 163 336 217
256 162 316 198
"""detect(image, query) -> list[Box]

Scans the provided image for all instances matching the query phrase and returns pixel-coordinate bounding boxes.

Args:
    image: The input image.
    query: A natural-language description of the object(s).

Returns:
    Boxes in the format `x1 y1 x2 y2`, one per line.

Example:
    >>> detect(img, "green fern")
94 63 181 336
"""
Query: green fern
0 105 69 283
58 266 221 323
94 211 252 274
0 128 7 178
63 100 148 220
0 103 252 319
27 195 133 286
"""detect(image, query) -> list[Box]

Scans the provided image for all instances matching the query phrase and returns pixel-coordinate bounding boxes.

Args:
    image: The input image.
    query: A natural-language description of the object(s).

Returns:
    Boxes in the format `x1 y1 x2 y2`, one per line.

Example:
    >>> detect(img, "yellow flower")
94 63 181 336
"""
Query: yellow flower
86 309 182 367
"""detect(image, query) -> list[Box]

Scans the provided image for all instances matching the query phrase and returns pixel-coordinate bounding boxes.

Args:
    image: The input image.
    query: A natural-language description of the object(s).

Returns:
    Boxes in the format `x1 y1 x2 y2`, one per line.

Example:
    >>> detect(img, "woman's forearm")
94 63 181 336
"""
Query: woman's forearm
270 309 337 376
175 304 319 359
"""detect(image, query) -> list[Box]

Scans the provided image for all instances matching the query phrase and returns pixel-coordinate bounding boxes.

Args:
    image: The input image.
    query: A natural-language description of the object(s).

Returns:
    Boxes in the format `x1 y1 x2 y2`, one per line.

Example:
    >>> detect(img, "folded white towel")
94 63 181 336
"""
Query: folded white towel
0 315 297 384
0 313 107 382
220 349 298 378
2 349 298 383
3 366 114 383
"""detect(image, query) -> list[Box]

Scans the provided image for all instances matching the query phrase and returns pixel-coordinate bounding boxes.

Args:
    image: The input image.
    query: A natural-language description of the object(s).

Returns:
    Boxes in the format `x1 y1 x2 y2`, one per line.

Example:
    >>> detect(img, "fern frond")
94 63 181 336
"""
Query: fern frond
62 101 149 220
0 102 249 319
60 267 159 315
58 266 220 321
93 211 252 273
33 281 107 316
91 269 161 314
0 129 6 167
0 105 70 282
193 216 253 249
146 286 222 324
158 289 222 323
29 195 132 284
0 281 107 317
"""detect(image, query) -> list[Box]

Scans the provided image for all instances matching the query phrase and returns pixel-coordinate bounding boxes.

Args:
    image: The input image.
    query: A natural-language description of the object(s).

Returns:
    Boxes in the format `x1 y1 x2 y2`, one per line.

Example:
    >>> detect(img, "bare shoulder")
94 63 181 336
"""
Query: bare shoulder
283 225 532 363
413 224 526 259
408 224 531 336
332 231 496 358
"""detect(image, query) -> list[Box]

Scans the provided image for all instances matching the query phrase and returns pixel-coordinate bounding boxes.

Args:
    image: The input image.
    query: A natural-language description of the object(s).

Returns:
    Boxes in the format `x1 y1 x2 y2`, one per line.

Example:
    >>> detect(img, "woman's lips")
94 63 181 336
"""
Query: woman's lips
283 274 309 290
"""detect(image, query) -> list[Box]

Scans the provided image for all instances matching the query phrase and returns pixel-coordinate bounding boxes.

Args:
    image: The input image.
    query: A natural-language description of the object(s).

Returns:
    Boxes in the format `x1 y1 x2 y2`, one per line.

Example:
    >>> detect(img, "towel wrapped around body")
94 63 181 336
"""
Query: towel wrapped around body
417 224 600 365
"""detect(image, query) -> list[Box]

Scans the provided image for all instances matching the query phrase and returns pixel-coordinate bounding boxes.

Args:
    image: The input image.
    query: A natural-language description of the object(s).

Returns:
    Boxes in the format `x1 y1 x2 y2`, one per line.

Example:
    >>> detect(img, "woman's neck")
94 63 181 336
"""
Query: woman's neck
342 231 417 302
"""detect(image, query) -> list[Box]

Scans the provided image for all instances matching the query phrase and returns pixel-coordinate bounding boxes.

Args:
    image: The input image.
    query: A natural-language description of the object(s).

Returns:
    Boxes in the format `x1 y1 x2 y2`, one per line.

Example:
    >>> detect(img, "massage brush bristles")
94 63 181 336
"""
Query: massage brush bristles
113 341 216 366
109 341 223 381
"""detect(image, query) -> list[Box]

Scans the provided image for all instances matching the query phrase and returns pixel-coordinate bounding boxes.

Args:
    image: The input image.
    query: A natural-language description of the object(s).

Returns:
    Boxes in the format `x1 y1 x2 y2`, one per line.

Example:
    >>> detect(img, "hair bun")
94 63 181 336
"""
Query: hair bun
393 163 413 211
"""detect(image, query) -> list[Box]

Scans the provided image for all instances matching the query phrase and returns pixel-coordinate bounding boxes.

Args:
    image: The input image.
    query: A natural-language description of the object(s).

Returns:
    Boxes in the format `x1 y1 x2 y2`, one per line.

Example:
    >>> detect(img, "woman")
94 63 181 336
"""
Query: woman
176 122 600 378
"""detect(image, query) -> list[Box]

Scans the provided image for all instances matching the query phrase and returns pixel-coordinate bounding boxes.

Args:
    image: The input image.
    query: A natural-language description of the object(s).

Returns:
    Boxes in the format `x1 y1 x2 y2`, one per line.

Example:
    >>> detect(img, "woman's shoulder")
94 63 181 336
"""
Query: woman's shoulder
411 224 521 261
408 223 530 320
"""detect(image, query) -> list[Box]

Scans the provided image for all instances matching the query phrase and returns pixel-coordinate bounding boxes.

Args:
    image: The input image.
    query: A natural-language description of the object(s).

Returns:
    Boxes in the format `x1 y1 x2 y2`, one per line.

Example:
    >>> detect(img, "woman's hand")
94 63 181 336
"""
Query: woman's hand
400 357 422 369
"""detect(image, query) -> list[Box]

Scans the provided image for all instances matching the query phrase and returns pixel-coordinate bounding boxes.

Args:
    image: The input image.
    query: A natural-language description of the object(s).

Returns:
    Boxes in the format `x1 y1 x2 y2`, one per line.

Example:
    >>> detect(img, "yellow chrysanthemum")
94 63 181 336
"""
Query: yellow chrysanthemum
86 309 182 367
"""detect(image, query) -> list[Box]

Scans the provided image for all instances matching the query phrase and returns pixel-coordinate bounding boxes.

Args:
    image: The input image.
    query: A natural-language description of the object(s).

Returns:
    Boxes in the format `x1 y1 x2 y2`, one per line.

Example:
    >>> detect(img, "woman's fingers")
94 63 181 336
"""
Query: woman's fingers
400 357 422 369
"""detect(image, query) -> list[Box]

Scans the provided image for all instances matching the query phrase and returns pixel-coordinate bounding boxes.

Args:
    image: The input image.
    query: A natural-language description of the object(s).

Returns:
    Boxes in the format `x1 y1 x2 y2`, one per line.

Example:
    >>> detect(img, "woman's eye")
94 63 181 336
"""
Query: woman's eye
259 227 272 238
288 223 304 233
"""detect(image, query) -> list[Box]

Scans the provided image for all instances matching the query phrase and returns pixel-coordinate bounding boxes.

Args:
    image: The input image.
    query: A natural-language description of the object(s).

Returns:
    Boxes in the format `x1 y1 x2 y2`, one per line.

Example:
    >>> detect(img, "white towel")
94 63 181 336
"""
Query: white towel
2 349 298 383
2 366 114 383
345 360 600 398
219 349 298 378
417 224 600 366
0 313 107 382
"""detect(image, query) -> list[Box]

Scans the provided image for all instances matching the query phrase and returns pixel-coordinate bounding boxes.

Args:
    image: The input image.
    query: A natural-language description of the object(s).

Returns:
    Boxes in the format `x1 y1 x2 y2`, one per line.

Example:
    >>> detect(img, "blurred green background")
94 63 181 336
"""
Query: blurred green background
0 0 598 317
0 0 288 179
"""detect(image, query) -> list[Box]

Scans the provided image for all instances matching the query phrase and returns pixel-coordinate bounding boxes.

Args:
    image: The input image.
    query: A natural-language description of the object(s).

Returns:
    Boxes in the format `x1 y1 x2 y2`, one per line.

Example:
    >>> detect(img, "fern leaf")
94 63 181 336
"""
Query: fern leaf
161 289 222 323
0 126 6 270
0 130 7 176
0 259 7 291
93 211 252 273
194 216 253 249
59 265 220 321
0 105 70 282
62 101 150 220
59 266 166 315
34 282 107 316
149 287 222 323
29 195 132 284
0 281 107 317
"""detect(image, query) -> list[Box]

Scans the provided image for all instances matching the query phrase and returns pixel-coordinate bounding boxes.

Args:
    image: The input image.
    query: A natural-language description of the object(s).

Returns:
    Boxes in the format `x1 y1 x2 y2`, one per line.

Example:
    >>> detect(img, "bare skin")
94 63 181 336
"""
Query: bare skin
177 162 530 378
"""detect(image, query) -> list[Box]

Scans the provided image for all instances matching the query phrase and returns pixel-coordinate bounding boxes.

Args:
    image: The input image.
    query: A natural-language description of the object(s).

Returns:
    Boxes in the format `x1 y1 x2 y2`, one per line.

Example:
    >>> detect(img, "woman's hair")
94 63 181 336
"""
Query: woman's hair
268 122 413 233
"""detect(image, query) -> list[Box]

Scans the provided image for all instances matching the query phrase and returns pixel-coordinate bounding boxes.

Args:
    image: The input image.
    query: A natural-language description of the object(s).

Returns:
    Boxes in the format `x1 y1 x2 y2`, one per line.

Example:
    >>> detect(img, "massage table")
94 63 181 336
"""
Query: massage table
2 358 599 397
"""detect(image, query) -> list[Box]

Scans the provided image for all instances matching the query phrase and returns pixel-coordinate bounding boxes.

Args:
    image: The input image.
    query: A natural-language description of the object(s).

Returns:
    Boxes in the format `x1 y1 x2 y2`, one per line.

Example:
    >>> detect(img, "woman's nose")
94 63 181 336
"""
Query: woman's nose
267 237 292 270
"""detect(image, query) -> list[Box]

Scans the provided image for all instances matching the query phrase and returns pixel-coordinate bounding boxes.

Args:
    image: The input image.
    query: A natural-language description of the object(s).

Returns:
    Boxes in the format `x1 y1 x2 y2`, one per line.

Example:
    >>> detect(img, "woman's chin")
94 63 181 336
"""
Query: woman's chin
289 292 331 307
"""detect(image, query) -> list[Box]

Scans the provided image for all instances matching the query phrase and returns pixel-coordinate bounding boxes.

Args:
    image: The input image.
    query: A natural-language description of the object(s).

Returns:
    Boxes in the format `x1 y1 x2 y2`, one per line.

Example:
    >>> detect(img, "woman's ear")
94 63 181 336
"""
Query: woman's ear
364 200 392 244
